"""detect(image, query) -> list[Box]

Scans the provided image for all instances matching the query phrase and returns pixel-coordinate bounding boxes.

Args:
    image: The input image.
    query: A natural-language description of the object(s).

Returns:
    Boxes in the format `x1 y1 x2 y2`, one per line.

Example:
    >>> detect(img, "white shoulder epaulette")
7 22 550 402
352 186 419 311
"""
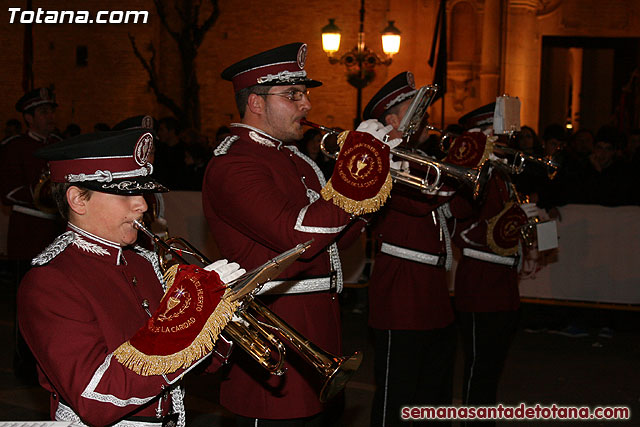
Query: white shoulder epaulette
214 135 239 156
31 231 75 266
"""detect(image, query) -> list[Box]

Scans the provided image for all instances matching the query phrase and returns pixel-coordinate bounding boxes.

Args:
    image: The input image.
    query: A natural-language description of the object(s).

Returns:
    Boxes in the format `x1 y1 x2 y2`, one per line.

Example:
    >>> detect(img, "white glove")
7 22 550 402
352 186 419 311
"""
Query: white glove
390 160 410 172
204 259 246 284
356 119 402 149
520 202 539 219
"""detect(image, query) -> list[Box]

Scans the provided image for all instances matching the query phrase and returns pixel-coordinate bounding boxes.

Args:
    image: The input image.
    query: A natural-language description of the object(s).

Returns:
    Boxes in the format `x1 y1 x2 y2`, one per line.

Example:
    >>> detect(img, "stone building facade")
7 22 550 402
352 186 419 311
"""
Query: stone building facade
2 0 640 137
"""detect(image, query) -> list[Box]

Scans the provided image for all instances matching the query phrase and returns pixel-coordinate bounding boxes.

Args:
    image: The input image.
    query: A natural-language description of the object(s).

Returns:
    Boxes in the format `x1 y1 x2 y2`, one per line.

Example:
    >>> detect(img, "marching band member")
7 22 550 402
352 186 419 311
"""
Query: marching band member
0 88 65 271
363 72 457 426
18 129 243 426
202 42 397 426
448 106 535 426
0 88 66 382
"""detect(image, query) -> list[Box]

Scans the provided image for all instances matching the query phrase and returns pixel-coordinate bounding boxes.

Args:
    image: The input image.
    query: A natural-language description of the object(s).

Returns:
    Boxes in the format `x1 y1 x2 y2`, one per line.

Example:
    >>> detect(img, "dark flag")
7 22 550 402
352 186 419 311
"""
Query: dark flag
22 0 34 92
428 0 447 103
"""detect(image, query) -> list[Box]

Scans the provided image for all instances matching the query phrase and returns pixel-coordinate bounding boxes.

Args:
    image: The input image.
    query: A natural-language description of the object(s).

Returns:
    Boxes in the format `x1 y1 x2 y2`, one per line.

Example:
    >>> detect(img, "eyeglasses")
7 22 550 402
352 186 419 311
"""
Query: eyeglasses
264 89 310 102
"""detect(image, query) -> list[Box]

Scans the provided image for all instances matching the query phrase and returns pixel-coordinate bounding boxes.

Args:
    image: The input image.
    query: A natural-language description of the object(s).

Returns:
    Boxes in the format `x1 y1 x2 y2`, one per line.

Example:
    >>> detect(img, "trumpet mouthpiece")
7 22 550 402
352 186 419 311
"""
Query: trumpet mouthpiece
133 219 154 239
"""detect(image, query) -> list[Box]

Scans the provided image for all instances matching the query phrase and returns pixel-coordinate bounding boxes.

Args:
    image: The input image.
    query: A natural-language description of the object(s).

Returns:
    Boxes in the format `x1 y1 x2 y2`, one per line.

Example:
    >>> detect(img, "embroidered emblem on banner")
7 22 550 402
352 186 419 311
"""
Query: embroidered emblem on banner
486 201 528 256
321 131 392 215
114 264 241 376
445 131 494 168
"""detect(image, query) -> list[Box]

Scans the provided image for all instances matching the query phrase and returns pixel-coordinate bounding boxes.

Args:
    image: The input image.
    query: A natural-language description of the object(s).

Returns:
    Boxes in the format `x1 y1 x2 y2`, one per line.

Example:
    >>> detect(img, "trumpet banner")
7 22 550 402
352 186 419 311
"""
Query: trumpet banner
114 264 240 376
486 201 528 256
444 131 493 168
321 130 392 215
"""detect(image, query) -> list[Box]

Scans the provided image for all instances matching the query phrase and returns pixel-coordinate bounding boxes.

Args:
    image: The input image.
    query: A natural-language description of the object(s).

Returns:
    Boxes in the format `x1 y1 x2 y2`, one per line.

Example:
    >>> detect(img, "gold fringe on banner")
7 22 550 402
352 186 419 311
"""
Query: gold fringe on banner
113 288 241 376
481 136 496 167
321 130 393 215
321 173 392 215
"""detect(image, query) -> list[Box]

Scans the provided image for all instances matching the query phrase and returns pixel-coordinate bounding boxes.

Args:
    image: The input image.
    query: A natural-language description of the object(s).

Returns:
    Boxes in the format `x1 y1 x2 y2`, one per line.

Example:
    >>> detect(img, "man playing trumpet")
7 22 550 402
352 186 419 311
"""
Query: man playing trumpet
202 42 399 426
363 71 458 426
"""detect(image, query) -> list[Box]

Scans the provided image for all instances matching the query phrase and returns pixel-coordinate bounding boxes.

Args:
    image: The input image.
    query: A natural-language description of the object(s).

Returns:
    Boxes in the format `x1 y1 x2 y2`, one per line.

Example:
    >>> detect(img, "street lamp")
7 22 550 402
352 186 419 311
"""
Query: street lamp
321 0 401 126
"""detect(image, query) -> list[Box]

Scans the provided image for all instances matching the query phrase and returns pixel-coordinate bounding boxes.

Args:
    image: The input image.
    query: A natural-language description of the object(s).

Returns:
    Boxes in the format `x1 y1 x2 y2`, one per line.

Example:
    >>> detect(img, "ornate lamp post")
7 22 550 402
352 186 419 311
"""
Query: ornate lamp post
321 0 401 126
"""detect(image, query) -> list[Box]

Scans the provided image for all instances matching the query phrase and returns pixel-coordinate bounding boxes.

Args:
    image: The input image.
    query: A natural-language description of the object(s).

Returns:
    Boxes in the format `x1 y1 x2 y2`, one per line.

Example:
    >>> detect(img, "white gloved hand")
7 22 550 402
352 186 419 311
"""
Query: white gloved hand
204 259 246 284
390 159 410 172
356 119 402 149
520 202 539 219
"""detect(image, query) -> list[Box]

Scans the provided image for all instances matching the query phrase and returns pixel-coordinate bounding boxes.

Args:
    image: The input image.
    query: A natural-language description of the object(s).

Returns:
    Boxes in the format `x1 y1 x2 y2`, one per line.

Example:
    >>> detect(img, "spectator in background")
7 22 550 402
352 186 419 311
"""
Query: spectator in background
542 123 567 157
298 128 335 180
567 128 594 164
513 125 544 156
580 125 631 206
548 125 633 207
154 116 188 190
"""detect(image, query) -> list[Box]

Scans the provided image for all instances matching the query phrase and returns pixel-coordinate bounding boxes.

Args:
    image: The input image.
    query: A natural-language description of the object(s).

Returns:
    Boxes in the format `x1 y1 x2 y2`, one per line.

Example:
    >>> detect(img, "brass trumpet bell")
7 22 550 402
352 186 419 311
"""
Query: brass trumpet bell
391 147 491 199
301 119 490 199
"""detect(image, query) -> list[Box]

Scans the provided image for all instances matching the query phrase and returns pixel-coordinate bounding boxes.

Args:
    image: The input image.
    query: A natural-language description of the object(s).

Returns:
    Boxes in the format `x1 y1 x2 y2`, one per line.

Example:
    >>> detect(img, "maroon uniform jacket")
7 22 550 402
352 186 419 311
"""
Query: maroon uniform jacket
452 172 520 313
368 183 456 331
202 124 365 419
18 225 218 426
0 131 64 259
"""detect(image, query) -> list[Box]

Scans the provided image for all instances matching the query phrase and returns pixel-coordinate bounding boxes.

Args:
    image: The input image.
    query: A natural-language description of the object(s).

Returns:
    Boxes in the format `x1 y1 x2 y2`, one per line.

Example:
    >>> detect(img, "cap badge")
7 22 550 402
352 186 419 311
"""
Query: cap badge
134 132 154 166
40 88 50 101
297 44 308 69
407 72 415 89
141 115 154 129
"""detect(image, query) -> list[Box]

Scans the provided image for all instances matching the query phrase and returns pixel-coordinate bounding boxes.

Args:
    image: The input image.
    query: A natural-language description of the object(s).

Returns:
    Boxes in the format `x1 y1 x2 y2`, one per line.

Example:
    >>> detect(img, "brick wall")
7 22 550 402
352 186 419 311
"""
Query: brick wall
0 0 442 137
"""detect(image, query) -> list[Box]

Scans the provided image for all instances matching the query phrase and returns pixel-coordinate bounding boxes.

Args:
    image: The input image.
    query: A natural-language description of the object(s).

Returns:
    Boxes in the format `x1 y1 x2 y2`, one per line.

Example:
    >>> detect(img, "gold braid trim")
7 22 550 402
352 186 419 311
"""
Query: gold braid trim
321 172 392 215
321 130 392 215
113 288 241 376
481 136 496 166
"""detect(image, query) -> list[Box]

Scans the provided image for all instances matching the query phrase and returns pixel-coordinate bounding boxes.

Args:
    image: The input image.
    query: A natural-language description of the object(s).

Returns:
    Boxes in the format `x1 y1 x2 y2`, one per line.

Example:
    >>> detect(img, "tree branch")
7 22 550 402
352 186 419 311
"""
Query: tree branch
194 0 219 47
154 0 180 43
128 34 183 118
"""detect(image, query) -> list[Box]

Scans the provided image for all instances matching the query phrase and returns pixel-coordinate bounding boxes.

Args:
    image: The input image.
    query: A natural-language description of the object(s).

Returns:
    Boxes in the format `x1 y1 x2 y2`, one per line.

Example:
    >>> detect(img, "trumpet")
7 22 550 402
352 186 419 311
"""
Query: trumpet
492 144 560 180
33 168 59 215
509 185 539 248
133 220 362 403
301 119 490 199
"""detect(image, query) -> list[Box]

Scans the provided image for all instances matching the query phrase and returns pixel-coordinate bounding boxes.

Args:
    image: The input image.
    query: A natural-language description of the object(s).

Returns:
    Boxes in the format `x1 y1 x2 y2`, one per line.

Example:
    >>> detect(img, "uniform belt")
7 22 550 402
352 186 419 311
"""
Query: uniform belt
256 272 337 295
462 248 519 267
56 401 177 426
13 204 58 220
380 242 446 267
